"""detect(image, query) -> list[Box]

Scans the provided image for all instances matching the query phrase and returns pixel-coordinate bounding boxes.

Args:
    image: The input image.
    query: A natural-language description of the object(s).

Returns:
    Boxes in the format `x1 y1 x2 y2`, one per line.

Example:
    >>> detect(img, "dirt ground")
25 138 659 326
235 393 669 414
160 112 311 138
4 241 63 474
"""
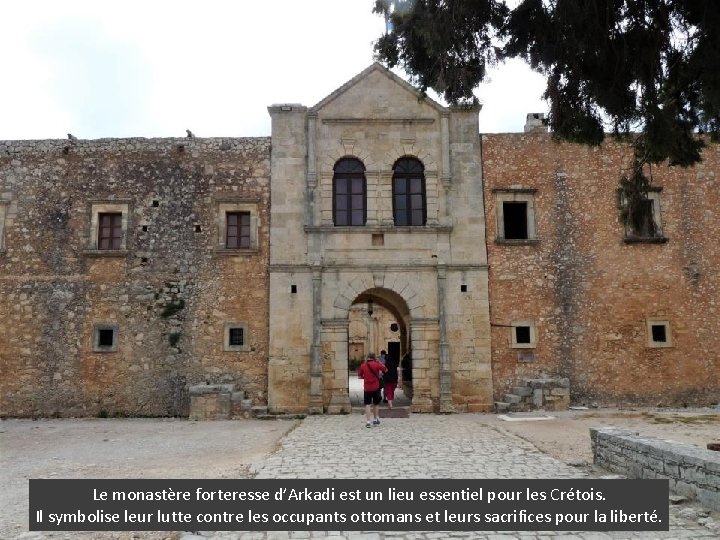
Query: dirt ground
1 408 719 539
477 407 720 467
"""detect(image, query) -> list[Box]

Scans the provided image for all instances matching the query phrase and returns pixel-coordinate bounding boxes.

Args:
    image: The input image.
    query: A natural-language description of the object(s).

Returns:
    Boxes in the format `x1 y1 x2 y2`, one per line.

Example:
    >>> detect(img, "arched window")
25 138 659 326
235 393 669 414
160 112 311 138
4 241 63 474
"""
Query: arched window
392 157 426 226
333 158 366 226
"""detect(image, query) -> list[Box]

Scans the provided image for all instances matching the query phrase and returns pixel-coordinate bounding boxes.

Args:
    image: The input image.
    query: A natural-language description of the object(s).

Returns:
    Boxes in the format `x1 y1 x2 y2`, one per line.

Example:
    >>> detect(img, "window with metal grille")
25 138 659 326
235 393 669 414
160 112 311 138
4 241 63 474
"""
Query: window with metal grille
98 213 122 250
228 327 244 347
392 158 426 226
226 212 251 248
333 158 366 226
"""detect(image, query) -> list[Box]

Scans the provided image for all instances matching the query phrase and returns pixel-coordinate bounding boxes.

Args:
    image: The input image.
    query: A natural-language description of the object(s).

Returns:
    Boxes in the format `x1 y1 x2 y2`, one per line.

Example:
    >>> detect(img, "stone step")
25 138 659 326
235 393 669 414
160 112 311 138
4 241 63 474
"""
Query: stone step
512 386 533 397
505 393 522 404
494 401 511 412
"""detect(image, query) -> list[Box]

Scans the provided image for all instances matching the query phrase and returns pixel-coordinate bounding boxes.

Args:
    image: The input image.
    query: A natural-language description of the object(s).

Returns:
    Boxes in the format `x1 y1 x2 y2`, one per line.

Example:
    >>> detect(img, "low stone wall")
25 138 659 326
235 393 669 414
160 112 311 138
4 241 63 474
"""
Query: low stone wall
189 384 264 420
591 427 720 510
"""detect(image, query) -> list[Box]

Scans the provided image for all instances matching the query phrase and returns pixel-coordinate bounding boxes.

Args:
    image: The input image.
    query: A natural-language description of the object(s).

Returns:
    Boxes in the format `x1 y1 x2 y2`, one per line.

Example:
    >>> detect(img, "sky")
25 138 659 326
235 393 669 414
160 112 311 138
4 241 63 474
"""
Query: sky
0 0 547 141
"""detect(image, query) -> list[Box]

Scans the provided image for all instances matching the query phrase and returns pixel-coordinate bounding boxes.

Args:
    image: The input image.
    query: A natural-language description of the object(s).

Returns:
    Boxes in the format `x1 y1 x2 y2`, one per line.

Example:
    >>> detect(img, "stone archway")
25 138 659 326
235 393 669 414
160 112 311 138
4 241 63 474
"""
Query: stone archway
324 285 437 413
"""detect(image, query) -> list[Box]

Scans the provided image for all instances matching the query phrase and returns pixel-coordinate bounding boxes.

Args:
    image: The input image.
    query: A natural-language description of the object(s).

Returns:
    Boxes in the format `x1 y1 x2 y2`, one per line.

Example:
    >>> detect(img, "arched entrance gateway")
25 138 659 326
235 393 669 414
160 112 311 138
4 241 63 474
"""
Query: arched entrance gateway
267 63 494 414
341 288 411 412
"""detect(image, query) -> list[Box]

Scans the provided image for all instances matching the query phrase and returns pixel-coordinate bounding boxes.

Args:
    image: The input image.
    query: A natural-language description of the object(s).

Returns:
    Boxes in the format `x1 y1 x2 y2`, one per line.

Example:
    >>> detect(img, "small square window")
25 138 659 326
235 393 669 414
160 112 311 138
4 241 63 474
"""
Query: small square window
511 320 536 349
515 326 531 344
291 285 297 294
224 322 249 352
460 284 467 292
141 225 148 232
152 200 159 207
92 324 118 352
651 325 666 343
647 320 672 348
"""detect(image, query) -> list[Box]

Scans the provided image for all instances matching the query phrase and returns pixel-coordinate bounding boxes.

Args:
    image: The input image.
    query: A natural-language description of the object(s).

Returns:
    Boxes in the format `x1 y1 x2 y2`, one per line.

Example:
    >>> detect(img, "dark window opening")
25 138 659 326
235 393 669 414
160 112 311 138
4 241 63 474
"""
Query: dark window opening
503 202 528 239
651 324 667 343
152 200 159 207
141 225 148 232
628 199 656 238
333 158 366 226
515 326 531 344
140 257 148 264
229 327 244 347
98 213 122 250
392 158 426 226
194 225 202 232
461 285 467 292
98 329 114 347
226 212 251 248
290 285 297 294
390 323 399 332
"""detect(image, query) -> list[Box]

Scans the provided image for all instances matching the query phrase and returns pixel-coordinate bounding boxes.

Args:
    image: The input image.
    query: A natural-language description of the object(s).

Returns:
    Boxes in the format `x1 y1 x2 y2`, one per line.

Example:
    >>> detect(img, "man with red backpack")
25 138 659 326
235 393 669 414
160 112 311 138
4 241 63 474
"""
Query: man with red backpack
357 353 388 428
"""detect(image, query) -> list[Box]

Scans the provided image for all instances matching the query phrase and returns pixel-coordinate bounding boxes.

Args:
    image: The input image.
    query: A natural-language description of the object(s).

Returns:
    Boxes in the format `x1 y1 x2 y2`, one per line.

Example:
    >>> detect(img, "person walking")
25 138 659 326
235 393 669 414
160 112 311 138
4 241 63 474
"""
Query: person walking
382 353 401 409
357 353 387 428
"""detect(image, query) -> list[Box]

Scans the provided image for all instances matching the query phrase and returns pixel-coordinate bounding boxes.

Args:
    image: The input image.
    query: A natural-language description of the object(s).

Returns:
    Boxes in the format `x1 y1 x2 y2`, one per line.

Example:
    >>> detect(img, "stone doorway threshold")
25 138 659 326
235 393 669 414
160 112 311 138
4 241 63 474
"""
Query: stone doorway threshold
379 407 410 418
497 412 555 422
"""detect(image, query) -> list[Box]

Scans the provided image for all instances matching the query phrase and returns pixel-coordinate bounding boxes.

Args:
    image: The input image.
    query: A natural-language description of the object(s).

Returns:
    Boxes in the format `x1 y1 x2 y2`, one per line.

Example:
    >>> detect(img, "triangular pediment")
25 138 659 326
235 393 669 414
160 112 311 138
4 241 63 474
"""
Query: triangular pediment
311 63 446 117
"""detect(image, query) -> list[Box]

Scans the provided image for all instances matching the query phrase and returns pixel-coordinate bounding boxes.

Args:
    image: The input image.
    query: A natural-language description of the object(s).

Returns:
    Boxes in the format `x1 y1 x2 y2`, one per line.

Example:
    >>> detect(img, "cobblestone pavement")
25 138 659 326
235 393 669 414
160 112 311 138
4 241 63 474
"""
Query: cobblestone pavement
181 414 719 540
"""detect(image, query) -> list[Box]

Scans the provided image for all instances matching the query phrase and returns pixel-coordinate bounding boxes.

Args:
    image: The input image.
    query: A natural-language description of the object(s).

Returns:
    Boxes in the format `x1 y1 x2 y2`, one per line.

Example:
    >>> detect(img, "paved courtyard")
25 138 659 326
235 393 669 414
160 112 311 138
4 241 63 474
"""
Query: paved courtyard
190 415 717 540
3 413 718 540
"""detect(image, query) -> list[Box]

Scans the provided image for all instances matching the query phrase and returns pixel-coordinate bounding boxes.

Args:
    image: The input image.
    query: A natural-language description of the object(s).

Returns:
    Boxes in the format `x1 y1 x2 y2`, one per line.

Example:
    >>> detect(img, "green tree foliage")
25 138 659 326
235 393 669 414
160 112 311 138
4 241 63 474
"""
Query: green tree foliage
374 0 719 227
374 0 720 165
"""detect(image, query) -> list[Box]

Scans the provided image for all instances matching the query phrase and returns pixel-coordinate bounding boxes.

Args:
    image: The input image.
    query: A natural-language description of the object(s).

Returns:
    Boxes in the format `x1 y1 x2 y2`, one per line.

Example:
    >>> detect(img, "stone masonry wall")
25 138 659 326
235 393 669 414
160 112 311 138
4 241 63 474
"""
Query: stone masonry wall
482 134 720 406
0 137 270 417
591 427 720 509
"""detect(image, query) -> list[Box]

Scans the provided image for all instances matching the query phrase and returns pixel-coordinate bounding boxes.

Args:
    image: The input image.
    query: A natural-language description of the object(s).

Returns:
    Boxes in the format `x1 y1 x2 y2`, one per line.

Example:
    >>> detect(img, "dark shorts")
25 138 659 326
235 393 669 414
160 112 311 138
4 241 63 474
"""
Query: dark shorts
363 389 381 406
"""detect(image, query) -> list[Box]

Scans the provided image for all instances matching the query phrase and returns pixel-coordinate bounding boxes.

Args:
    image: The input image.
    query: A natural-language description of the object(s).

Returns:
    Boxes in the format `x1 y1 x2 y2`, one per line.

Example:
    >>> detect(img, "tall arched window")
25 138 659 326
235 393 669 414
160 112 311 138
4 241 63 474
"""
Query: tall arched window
392 157 426 226
333 158 366 226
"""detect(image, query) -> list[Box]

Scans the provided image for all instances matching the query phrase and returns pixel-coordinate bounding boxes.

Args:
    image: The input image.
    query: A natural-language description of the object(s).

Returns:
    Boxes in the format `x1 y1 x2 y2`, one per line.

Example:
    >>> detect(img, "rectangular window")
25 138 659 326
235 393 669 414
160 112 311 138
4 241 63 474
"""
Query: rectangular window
651 324 666 343
226 212 251 248
494 189 537 242
98 329 115 347
503 202 528 240
334 177 366 226
229 327 244 347
515 326 531 344
92 324 118 352
0 200 8 252
622 190 665 242
224 322 249 352
98 213 123 250
511 320 536 349
647 320 671 348
393 177 426 226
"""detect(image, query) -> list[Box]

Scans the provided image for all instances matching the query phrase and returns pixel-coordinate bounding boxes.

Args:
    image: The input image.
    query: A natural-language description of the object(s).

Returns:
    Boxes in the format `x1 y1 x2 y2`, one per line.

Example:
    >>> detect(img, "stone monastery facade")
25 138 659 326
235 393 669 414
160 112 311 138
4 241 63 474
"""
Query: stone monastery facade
1 64 718 417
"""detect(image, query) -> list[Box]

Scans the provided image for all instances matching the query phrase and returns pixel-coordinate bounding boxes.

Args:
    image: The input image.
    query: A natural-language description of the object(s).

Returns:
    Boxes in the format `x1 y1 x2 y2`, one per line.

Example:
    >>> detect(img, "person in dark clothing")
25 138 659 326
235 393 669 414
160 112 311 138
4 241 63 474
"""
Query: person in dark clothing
382 354 401 409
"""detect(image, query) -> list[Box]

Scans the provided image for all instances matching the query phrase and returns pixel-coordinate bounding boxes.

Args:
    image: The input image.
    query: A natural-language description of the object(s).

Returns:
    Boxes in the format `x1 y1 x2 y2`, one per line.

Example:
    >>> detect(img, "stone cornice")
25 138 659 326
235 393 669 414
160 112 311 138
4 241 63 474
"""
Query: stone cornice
321 117 435 125
304 225 452 234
